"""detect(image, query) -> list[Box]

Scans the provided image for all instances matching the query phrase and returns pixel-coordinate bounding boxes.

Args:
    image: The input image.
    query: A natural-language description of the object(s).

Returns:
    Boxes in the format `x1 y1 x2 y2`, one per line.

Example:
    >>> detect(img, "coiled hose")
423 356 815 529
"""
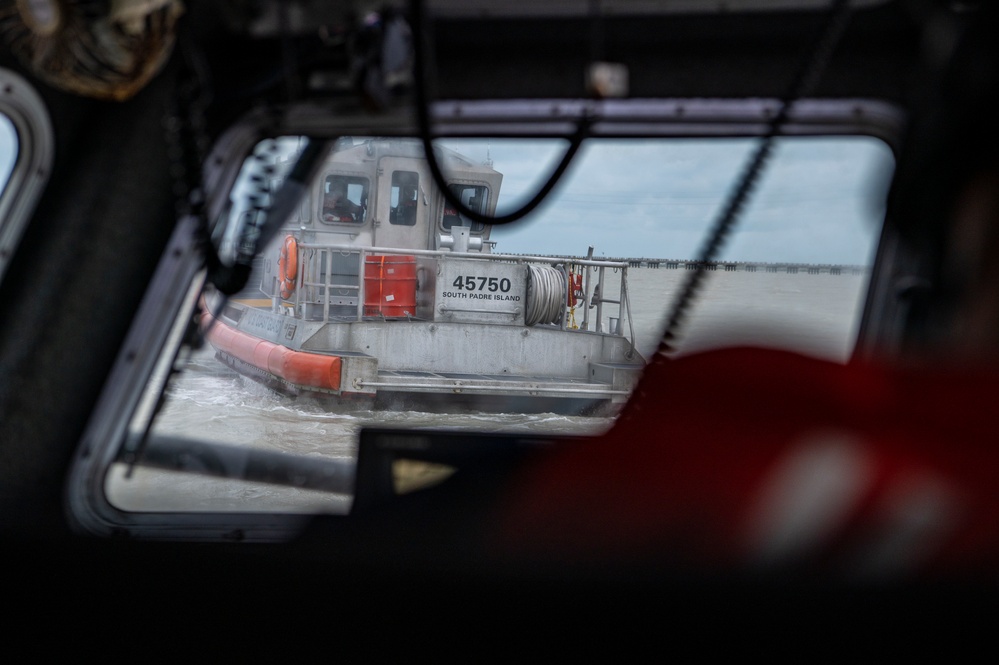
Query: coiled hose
525 265 567 326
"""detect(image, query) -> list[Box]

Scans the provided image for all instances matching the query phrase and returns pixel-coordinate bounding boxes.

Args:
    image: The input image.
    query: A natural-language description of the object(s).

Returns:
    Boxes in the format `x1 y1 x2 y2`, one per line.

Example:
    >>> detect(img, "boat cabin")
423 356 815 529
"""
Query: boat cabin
286 137 502 253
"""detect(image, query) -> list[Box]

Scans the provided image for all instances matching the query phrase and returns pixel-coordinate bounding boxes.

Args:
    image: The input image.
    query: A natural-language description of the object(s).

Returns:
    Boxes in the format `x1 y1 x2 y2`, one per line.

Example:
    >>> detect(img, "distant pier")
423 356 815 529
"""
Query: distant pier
516 255 869 275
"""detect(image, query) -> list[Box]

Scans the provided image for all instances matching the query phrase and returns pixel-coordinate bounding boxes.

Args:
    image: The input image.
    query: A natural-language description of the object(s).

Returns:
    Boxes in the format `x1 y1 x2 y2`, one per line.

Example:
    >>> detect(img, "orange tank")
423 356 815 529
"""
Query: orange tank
363 254 417 317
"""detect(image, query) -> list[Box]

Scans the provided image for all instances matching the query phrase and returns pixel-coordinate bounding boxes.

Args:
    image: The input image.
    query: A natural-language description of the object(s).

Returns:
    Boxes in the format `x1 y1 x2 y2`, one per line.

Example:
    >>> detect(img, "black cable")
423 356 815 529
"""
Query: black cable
410 0 590 226
658 0 854 355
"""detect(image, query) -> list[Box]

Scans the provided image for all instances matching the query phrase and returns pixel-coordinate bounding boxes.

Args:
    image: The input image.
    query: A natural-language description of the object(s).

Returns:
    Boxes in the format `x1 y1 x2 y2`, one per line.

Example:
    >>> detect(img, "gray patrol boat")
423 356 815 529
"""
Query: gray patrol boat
203 137 645 414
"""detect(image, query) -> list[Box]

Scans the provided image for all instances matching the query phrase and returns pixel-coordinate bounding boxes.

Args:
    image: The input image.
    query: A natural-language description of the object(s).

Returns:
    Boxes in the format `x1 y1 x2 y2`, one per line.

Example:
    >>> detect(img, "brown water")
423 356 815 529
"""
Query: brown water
107 266 869 513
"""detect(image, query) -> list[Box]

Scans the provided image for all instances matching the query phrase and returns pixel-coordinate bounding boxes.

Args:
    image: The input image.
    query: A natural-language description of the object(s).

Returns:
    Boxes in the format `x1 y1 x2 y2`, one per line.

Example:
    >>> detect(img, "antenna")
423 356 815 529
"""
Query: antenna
484 142 493 168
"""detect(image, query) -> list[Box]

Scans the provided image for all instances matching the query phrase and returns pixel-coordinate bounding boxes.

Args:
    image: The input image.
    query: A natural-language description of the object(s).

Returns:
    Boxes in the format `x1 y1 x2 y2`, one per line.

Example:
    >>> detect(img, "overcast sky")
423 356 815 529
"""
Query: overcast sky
445 136 894 266
231 133 894 267
0 118 891 268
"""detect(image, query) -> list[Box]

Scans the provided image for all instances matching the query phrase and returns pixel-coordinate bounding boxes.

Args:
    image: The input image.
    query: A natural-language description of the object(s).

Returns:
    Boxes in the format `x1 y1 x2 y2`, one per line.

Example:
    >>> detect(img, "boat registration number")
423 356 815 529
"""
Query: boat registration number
450 276 512 293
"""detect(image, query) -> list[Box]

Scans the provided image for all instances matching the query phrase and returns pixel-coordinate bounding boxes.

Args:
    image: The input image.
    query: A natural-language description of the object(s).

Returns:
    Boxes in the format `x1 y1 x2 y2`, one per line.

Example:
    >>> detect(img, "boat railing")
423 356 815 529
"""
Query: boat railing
284 243 636 345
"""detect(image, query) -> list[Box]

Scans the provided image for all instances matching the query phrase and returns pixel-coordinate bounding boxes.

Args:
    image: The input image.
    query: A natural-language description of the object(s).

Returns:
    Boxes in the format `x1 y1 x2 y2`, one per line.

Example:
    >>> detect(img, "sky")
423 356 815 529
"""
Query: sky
0 112 892 268
444 135 895 266
223 132 895 268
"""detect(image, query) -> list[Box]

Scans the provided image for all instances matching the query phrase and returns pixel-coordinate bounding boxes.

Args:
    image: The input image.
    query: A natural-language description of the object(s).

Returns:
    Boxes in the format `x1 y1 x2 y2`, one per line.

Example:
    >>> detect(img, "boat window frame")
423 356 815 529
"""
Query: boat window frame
441 181 489 233
389 169 421 226
0 67 54 286
319 172 370 226
65 96 906 543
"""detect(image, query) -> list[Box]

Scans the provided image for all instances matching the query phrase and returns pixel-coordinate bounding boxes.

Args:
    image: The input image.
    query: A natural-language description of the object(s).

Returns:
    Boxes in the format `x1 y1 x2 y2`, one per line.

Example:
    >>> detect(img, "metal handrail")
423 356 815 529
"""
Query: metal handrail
286 242 635 348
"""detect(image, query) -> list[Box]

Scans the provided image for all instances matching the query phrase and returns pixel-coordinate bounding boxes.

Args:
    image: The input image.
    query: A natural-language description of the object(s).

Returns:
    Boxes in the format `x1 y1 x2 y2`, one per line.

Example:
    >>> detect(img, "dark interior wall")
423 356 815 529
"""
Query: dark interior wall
428 6 922 102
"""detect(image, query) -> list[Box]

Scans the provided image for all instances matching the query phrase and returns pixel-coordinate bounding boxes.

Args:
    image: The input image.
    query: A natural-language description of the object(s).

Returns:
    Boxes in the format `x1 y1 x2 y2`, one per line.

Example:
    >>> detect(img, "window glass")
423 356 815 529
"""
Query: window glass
389 170 419 225
321 174 367 224
0 115 17 188
480 136 891 360
104 134 892 516
0 69 54 288
443 183 488 232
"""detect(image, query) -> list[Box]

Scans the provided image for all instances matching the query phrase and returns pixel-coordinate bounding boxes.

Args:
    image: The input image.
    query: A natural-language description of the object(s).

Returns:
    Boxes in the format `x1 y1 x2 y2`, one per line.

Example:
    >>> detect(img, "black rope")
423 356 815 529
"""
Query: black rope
410 0 590 226
658 0 854 356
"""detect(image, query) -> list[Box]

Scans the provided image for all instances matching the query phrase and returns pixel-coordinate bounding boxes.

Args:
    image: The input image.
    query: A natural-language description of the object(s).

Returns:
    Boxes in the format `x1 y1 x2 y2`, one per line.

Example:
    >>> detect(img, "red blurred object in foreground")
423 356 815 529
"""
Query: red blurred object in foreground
494 347 999 579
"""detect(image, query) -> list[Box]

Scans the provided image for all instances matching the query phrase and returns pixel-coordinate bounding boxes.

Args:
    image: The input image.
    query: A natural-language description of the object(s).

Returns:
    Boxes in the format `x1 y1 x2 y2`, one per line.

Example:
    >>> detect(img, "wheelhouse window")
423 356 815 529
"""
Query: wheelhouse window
321 174 367 224
442 183 487 232
389 170 419 226
70 127 896 538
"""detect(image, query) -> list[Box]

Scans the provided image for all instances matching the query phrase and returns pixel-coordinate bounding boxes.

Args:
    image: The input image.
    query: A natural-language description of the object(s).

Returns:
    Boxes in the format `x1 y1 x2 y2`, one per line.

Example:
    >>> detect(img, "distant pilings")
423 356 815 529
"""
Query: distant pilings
616 259 866 274
506 254 868 275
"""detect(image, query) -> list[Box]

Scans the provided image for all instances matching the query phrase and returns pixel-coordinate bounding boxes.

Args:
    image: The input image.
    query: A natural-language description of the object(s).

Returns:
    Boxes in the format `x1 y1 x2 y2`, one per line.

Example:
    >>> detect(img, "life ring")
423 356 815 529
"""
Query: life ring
278 235 298 299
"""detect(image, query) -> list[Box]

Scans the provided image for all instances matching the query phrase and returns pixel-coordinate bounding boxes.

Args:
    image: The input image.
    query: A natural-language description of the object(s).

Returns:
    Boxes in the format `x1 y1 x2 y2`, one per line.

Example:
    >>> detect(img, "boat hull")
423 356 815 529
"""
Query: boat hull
202 298 644 415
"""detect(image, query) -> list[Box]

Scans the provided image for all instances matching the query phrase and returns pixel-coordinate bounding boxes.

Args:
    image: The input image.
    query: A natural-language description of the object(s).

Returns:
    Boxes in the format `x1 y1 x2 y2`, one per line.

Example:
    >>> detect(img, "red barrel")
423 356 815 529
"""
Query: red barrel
364 255 417 317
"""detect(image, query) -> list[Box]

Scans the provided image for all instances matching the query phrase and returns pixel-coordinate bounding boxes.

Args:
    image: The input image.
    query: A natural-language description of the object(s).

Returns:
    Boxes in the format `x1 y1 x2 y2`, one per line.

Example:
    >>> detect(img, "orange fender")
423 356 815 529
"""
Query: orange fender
278 235 298 299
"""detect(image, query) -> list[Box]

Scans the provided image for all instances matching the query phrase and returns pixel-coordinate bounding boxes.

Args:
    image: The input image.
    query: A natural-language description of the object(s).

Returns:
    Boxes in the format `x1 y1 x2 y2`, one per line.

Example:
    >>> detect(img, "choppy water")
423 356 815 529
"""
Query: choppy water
107 266 869 513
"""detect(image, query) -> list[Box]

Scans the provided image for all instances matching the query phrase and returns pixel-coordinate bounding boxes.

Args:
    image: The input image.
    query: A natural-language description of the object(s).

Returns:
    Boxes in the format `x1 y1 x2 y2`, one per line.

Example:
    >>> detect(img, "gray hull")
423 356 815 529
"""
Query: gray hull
208 299 644 415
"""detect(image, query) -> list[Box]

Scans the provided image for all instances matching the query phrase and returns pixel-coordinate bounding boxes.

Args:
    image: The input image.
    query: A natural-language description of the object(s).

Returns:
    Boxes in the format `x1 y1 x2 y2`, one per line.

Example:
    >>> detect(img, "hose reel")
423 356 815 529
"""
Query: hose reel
525 264 567 326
